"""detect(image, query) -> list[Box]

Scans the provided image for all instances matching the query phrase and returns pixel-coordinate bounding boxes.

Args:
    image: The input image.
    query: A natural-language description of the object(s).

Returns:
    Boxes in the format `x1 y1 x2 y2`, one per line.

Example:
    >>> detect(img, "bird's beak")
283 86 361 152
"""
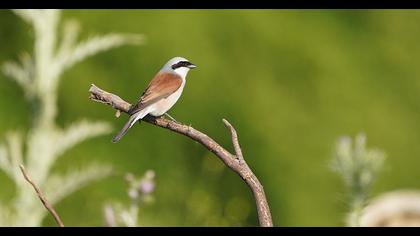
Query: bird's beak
187 63 197 69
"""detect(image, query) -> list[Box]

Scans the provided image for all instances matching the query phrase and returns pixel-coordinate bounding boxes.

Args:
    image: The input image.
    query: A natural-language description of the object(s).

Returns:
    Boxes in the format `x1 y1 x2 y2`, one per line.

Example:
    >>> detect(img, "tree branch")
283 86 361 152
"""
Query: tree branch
88 84 273 227
19 165 64 227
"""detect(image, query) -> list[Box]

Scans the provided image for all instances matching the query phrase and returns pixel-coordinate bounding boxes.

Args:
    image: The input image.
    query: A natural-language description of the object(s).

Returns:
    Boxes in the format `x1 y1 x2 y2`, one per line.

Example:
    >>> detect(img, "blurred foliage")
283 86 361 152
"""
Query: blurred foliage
1 9 420 226
104 170 156 227
331 133 385 226
0 9 141 226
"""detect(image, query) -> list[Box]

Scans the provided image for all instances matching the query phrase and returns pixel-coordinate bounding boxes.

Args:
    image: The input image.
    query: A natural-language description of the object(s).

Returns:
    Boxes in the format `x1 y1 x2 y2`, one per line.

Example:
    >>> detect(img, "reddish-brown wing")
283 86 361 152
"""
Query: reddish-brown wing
129 72 183 115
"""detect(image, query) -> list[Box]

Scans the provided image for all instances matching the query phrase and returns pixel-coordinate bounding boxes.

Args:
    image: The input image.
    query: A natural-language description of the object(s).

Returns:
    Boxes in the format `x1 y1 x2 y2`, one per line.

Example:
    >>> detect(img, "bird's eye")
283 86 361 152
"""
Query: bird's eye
171 61 190 70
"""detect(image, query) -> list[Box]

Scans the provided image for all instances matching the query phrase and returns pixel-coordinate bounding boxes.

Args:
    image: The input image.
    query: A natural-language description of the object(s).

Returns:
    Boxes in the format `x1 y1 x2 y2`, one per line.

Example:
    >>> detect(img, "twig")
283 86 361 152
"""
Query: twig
19 164 65 227
88 84 273 227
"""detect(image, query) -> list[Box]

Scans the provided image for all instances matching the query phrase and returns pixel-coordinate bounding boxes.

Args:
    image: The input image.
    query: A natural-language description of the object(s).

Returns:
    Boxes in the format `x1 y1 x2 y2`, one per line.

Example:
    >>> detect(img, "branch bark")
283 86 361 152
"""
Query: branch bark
19 164 64 227
89 84 273 227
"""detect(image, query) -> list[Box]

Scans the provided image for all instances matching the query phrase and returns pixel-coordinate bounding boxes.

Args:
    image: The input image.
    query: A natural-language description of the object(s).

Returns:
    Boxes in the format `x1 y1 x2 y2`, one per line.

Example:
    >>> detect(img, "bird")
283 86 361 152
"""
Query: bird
112 56 197 143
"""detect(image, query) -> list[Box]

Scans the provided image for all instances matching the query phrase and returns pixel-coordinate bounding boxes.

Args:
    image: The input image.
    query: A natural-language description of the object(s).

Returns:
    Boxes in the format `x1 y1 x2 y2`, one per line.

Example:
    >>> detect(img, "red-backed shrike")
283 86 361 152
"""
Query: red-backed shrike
112 57 196 143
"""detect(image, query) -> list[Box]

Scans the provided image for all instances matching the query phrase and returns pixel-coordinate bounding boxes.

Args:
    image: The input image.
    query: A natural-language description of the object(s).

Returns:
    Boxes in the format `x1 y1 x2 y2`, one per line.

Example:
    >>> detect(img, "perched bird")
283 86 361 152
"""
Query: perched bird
112 57 196 143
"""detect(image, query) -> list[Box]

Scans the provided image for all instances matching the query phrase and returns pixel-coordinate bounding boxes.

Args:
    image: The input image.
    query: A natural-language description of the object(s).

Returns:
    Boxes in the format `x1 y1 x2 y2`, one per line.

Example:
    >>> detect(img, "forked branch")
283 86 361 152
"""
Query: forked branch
89 84 273 227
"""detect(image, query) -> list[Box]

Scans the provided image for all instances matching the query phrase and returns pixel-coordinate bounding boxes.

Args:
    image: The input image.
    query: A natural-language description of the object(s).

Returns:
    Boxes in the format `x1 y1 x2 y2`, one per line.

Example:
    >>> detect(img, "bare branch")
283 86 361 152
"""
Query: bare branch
89 84 132 112
19 165 64 227
222 119 244 160
88 84 273 227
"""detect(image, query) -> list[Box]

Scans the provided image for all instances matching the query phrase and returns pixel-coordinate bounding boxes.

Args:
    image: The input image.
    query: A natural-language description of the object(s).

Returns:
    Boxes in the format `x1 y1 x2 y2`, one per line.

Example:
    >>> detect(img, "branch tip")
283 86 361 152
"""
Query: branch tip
222 118 231 128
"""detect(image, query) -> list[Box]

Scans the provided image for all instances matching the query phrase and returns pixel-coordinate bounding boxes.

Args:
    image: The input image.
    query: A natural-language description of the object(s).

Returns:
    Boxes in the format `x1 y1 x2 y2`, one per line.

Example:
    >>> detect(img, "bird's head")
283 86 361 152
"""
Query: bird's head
162 57 197 78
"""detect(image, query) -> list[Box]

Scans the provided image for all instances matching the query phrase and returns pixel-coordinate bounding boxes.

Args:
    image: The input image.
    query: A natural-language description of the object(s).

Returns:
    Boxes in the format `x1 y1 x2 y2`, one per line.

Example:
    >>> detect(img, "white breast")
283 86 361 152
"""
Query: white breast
148 78 186 116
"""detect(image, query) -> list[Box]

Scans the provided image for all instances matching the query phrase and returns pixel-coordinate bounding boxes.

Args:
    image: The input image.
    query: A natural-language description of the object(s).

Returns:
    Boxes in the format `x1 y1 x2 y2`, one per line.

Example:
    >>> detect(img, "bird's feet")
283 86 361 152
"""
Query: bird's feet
164 113 178 122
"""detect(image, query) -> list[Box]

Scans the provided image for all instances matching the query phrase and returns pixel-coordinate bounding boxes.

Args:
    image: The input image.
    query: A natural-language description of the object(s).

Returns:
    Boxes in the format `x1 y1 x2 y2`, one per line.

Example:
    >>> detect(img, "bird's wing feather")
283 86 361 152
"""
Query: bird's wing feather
129 72 183 115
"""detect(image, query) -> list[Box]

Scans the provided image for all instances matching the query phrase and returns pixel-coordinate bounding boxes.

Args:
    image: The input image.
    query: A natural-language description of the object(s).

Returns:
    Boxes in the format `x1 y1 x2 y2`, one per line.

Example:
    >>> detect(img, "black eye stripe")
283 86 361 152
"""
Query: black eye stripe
171 61 190 69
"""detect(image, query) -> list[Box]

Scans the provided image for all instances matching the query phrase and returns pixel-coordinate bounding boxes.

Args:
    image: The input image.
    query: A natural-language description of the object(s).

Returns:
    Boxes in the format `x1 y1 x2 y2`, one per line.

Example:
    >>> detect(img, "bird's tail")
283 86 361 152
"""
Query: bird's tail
112 109 149 143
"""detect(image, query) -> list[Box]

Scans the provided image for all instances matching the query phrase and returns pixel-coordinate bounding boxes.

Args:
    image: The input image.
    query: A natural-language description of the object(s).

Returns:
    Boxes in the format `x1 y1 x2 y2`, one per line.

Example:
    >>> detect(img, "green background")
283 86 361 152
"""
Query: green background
1 9 420 226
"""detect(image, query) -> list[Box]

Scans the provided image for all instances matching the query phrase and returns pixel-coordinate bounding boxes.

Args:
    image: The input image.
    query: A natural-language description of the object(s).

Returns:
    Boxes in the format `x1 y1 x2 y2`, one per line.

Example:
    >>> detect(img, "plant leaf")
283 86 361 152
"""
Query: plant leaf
45 163 113 205
0 144 13 181
12 9 42 24
56 33 144 75
53 120 112 160
0 203 12 226
57 19 80 59
4 131 24 184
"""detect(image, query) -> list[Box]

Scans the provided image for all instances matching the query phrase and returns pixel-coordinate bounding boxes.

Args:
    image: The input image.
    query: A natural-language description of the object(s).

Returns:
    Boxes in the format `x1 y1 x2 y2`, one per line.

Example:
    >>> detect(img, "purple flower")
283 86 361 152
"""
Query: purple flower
139 181 155 194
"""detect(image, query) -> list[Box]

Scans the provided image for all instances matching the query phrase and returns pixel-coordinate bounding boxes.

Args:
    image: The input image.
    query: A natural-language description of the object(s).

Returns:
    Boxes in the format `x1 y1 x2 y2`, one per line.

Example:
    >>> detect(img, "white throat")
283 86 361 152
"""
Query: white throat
173 67 190 79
